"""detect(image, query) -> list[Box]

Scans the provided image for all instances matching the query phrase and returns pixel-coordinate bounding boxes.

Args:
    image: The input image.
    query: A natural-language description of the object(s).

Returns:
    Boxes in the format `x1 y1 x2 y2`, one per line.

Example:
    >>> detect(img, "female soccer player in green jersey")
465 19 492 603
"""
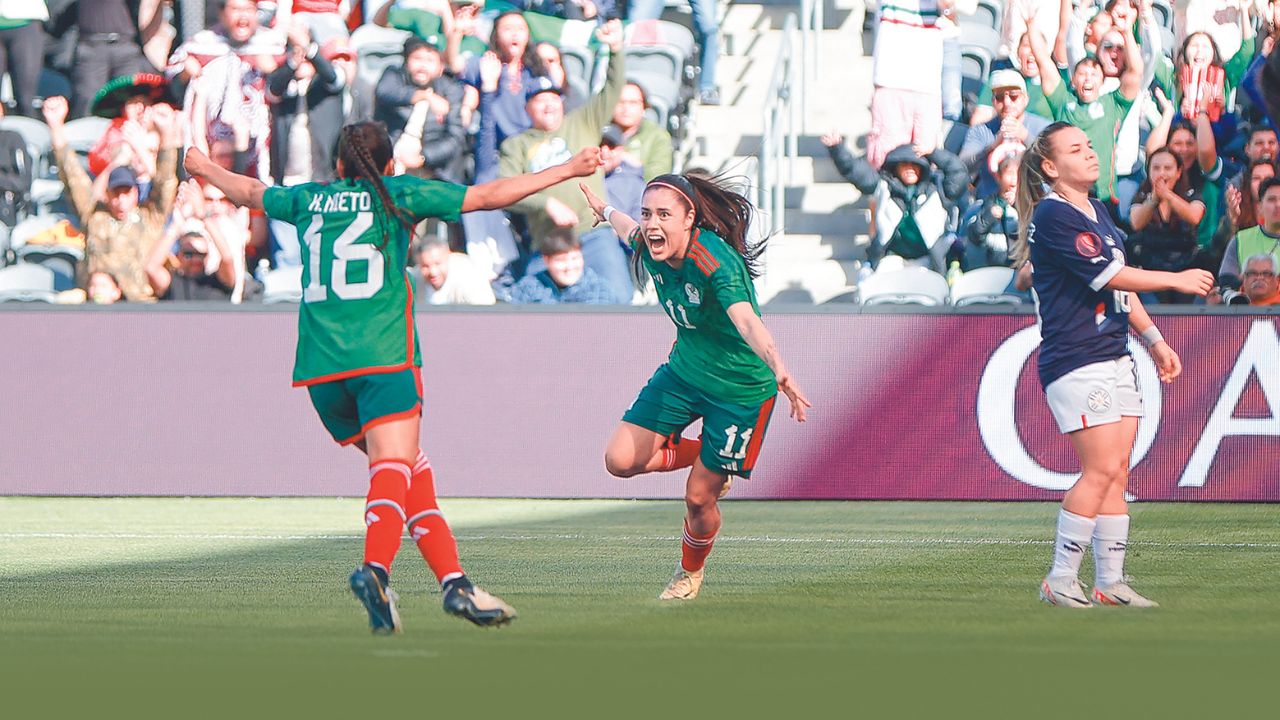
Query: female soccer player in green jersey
580 174 812 600
184 122 603 634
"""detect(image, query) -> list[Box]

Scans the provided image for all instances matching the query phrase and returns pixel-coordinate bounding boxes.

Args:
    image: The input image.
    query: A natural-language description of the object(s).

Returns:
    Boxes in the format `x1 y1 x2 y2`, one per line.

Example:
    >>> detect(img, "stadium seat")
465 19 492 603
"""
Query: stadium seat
949 266 1024 307
61 117 111 157
625 19 696 61
0 263 56 302
0 115 52 177
965 0 1002 32
9 214 82 290
261 266 304 304
627 70 681 128
349 25 412 121
857 267 950 306
560 45 596 97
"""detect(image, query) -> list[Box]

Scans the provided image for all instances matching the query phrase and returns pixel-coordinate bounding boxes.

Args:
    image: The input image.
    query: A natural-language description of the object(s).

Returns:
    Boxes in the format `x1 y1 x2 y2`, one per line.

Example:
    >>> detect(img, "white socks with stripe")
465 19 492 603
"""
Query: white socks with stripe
1092 514 1130 587
1048 509 1096 581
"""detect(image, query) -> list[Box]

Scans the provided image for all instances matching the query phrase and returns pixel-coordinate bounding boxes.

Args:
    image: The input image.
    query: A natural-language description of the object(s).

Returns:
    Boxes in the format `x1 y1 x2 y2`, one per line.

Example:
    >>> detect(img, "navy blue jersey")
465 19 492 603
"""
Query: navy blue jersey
1029 193 1131 387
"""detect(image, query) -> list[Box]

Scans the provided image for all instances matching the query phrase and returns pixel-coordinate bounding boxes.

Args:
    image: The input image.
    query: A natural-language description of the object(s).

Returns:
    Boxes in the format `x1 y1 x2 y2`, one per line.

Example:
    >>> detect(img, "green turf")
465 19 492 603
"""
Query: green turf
1 498 1276 718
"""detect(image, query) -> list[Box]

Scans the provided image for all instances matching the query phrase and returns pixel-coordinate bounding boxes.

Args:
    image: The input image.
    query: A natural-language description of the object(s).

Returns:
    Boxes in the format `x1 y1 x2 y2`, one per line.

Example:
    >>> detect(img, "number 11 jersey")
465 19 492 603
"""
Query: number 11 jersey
263 176 467 386
1028 192 1131 389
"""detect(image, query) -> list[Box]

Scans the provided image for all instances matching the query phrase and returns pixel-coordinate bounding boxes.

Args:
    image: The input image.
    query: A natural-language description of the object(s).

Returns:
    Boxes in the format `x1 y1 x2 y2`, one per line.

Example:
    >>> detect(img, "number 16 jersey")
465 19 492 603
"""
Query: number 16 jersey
1028 192 1131 389
263 176 467 386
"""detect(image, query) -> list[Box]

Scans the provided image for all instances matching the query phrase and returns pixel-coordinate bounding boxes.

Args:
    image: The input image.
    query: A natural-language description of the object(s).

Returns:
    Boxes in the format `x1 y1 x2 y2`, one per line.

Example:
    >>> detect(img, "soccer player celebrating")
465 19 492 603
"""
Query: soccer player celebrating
1013 122 1213 608
184 122 603 633
580 174 811 600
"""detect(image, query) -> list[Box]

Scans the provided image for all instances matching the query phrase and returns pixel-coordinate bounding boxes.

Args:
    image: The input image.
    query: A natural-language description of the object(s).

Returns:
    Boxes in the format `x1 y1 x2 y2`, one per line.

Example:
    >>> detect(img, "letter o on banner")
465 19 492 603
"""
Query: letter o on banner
976 326 1162 492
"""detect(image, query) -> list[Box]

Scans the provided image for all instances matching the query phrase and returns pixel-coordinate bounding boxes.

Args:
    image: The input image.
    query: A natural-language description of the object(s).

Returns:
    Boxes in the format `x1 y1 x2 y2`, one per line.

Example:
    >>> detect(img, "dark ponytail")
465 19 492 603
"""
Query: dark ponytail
633 173 764 287
337 122 414 249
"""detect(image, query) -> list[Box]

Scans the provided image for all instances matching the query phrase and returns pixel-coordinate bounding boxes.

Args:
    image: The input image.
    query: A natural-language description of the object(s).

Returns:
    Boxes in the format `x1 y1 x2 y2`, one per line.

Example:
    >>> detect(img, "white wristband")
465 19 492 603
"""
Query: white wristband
602 205 616 223
1140 326 1165 347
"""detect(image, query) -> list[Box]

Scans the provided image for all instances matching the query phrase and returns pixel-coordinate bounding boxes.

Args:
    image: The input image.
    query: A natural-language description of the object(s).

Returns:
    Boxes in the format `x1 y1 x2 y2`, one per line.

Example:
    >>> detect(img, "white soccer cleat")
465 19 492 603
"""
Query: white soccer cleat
659 566 704 600
1040 575 1093 608
1093 582 1160 608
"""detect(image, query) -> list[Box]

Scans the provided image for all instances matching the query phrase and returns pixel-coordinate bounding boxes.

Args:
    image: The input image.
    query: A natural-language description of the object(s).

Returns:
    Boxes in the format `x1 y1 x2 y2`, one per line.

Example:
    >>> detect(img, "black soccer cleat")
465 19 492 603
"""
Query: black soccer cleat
349 564 402 634
442 582 517 627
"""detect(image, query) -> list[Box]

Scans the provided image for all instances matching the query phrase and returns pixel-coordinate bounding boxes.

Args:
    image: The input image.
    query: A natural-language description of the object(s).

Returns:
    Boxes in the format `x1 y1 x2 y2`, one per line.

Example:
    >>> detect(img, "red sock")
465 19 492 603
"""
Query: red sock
363 459 410 574
653 435 702 472
406 451 465 585
681 520 718 573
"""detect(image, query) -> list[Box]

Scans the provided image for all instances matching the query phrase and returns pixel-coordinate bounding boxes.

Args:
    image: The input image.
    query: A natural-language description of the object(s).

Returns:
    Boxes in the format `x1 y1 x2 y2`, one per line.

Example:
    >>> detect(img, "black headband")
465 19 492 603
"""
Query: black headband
646 174 697 209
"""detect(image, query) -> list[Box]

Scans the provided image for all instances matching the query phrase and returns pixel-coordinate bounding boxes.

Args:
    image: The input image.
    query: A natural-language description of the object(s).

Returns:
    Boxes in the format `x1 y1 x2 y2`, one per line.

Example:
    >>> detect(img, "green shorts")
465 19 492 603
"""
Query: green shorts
306 367 423 446
622 364 777 478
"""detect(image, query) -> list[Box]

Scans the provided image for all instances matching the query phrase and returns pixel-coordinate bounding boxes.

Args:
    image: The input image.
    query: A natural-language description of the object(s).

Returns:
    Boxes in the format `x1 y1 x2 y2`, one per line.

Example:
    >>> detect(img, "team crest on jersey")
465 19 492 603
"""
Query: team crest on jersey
1087 389 1112 413
1075 232 1102 258
685 283 701 305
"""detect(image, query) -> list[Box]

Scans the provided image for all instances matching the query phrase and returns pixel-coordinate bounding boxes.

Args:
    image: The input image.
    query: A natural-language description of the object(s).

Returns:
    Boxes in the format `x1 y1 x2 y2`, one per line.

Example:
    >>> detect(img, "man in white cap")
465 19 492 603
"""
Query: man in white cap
961 69 1051 199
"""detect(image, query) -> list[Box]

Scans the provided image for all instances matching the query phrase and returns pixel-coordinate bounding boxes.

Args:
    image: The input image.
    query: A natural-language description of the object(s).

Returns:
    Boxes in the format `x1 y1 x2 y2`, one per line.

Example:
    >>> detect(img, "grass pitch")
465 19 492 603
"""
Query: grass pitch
1 498 1276 718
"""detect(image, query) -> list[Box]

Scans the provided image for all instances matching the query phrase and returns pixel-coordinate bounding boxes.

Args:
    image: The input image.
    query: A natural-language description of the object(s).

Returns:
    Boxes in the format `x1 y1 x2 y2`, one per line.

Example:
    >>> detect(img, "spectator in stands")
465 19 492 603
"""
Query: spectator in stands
1225 157 1276 234
268 25 352 186
45 95 178 303
415 235 497 305
610 81 673 181
275 0 350 44
70 0 167 118
464 11 548 182
86 270 125 305
999 0 1062 62
535 42 585 111
509 228 617 304
1240 253 1280 305
1178 0 1252 63
1219 176 1280 284
499 20 631 302
1151 14 1255 132
962 153 1020 270
864 0 946 168
822 132 968 272
961 70 1050 200
1028 10 1142 208
375 37 468 183
629 0 721 105
0 1 47 118
145 182 235 301
1127 147 1206 303
970 31 1055 126
87 75 170 189
1227 125 1277 192
600 123 643 220
1148 97 1227 256
167 0 285 94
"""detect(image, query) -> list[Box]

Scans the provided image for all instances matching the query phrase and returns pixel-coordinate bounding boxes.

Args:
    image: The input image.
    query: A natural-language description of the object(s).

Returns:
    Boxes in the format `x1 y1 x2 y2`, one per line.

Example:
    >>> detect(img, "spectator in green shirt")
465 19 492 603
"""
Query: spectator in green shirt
1027 12 1143 205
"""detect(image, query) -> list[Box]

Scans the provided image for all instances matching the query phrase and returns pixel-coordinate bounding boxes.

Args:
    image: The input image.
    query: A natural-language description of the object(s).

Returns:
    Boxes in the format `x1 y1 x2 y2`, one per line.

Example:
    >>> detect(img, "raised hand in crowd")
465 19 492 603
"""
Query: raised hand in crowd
479 52 502 94
41 94 68 130
175 179 207 221
1225 183 1242 227
820 131 844 148
596 19 624 54
546 196 581 228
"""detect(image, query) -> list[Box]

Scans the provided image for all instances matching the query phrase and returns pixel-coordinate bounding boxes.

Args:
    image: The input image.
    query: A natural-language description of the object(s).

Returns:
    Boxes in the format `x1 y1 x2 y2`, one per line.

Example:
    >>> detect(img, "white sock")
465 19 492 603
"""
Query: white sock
1048 509 1096 580
1092 514 1130 587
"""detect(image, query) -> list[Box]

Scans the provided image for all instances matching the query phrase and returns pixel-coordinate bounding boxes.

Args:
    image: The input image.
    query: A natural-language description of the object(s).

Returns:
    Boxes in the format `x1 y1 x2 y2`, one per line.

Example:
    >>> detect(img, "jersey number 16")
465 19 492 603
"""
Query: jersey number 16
302 212 385 303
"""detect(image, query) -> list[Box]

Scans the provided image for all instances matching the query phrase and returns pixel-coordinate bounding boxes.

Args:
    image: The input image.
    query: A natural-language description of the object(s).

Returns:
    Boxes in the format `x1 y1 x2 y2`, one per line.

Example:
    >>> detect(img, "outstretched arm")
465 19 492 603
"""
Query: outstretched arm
183 148 267 211
462 147 603 213
725 303 811 422
1104 266 1214 295
580 181 640 245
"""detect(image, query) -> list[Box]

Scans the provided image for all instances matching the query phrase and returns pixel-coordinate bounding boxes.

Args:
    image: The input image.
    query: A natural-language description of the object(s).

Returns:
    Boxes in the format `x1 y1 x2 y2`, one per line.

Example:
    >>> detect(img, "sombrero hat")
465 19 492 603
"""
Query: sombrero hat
90 73 170 119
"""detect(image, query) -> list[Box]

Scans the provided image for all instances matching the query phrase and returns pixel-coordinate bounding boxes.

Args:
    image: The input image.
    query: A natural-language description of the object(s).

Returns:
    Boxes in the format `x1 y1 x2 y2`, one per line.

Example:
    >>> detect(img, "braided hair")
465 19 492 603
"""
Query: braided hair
633 173 764 288
1013 121 1073 267
337 122 414 249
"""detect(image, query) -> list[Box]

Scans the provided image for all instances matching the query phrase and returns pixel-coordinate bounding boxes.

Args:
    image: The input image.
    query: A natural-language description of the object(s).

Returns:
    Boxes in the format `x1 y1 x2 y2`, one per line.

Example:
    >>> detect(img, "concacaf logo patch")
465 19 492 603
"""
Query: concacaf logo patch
1075 232 1102 258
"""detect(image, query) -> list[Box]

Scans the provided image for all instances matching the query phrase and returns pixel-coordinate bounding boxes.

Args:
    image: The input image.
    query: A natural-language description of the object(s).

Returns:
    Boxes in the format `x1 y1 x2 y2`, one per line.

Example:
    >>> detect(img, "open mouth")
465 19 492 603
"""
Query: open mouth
646 233 667 254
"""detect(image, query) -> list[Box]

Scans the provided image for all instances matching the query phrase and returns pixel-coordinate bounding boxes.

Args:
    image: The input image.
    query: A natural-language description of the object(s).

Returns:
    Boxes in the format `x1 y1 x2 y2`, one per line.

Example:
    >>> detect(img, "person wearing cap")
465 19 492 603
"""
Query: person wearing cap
498 20 631 303
144 181 236 301
374 35 468 183
267 22 353 186
609 82 673 182
961 69 1050 201
44 95 181 303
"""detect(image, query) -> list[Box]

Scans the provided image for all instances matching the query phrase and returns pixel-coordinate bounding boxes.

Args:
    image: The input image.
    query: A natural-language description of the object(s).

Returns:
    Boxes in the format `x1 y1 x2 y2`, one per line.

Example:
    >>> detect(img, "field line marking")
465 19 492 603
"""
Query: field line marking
0 532 1278 549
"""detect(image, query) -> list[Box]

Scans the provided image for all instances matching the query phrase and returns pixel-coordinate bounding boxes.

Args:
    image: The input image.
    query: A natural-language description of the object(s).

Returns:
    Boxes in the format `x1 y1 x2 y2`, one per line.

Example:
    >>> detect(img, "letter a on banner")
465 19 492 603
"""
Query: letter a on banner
1179 320 1280 488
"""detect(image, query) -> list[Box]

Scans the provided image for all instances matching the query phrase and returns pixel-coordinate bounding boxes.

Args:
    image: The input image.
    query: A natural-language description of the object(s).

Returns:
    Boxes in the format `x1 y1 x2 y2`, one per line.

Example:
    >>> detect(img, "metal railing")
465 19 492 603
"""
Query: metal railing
798 0 823 132
757 13 801 239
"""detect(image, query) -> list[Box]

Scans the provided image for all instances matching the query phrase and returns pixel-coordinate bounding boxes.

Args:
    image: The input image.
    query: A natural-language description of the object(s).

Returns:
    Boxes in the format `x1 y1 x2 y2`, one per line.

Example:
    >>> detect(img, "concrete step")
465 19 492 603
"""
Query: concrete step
755 257 860 305
786 182 862 214
767 232 869 262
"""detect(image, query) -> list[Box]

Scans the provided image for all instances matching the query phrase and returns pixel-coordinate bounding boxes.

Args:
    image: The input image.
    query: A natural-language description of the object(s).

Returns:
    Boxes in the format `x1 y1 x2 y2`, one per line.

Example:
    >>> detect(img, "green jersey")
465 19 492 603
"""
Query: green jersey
640 228 777 405
262 176 467 386
1045 83 1134 203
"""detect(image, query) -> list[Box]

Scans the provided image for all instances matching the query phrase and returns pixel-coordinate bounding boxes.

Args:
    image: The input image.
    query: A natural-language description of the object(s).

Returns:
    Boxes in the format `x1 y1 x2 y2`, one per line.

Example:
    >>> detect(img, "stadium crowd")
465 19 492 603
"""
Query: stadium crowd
0 0 714 305
834 0 1280 307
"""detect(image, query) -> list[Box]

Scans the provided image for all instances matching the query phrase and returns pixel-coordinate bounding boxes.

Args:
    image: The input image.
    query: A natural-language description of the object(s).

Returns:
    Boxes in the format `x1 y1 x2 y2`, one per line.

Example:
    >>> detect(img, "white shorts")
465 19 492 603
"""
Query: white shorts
1044 355 1143 434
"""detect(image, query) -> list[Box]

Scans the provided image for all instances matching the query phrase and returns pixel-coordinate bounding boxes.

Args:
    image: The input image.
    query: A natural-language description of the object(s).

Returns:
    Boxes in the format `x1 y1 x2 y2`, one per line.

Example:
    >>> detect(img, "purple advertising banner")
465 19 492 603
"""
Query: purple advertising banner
0 309 1276 500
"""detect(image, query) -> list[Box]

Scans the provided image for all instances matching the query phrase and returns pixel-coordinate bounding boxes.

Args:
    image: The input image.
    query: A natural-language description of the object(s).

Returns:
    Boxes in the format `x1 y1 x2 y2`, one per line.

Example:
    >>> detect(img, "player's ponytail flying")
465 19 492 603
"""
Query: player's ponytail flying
337 122 415 249
1013 121 1073 267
